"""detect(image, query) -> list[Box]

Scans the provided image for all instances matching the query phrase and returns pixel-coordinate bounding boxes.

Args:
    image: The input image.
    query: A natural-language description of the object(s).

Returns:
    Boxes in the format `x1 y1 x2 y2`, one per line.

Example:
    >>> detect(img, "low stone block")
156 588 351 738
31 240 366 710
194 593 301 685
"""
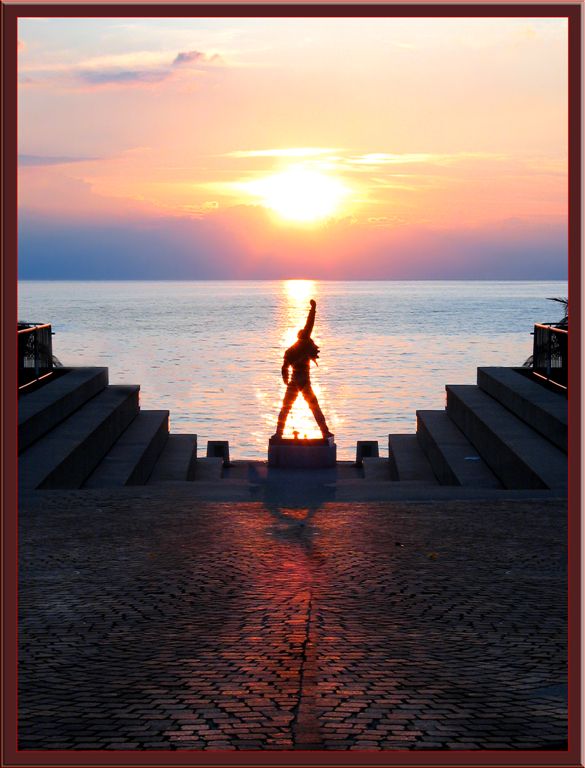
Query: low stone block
207 440 230 464
356 440 379 465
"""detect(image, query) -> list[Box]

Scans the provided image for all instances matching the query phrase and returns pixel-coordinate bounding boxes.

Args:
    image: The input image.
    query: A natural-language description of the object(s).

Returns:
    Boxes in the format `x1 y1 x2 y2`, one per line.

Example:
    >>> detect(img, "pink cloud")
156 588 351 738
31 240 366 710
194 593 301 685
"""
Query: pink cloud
77 68 170 86
19 48 224 91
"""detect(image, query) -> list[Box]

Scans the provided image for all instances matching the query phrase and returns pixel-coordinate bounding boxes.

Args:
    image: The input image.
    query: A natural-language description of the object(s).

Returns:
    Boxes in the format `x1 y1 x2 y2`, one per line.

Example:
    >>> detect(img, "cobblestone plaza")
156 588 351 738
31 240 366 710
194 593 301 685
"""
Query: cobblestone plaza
19 489 567 751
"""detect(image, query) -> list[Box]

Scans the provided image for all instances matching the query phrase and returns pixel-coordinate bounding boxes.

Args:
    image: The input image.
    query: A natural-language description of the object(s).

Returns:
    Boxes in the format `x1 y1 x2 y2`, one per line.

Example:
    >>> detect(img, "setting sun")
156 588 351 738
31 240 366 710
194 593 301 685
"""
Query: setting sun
243 166 348 223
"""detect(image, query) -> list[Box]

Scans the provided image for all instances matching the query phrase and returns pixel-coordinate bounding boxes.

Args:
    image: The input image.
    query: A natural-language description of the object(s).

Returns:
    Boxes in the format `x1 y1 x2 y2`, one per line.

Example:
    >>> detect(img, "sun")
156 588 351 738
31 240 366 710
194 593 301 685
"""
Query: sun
244 166 348 223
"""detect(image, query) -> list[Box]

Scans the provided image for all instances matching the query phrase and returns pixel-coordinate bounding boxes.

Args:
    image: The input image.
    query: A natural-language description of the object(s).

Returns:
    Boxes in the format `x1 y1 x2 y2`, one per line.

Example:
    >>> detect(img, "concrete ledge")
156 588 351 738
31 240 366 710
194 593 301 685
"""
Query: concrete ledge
18 367 109 453
477 367 567 453
268 437 336 469
84 410 169 488
19 385 139 490
446 385 567 491
417 410 501 488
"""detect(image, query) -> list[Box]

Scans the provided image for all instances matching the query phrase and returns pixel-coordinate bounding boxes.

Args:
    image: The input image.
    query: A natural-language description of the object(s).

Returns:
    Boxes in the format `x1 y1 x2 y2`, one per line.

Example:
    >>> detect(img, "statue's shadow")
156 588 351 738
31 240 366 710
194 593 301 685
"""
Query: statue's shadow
248 464 336 553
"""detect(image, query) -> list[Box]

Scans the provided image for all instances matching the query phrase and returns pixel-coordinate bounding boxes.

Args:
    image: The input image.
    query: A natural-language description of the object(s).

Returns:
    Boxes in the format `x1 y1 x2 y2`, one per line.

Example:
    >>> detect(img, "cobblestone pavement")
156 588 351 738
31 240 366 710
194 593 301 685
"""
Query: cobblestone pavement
19 489 567 750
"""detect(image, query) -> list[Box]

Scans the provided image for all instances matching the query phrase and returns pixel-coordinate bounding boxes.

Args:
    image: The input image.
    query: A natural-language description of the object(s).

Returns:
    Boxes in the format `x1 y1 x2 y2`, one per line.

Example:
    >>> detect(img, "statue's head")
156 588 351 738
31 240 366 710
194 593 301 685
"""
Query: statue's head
297 329 310 340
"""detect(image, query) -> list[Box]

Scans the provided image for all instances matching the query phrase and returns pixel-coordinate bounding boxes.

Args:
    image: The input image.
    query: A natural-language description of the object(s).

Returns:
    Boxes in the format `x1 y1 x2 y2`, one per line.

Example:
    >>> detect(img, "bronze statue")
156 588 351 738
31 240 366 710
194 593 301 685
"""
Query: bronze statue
273 299 333 440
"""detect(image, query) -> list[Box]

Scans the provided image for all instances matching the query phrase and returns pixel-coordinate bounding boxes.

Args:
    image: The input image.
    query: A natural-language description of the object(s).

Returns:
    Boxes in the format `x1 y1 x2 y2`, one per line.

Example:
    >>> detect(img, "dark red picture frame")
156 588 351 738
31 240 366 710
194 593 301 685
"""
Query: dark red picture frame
2 3 581 767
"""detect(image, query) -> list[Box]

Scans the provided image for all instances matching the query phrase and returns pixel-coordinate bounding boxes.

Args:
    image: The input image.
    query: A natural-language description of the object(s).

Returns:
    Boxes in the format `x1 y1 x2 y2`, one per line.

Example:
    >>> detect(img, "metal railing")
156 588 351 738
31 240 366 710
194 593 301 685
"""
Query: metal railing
532 323 568 391
18 323 54 389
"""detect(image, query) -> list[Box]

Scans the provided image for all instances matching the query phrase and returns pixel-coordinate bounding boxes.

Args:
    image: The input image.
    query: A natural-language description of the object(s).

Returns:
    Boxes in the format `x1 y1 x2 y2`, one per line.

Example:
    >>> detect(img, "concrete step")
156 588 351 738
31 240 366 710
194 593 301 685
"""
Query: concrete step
18 367 108 453
362 456 391 481
194 457 224 481
19 385 139 490
83 411 169 488
388 434 439 484
446 385 567 491
147 434 197 483
417 410 501 488
477 367 567 453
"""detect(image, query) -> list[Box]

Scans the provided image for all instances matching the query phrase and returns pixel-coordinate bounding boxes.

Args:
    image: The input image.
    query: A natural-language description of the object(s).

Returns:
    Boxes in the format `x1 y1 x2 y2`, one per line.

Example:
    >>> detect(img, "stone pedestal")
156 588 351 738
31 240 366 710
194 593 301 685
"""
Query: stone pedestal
268 436 336 469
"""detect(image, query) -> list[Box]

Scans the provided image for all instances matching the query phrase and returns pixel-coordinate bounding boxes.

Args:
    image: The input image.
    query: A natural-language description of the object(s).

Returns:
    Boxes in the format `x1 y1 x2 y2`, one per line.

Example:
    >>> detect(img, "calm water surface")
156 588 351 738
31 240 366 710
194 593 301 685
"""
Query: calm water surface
18 280 567 459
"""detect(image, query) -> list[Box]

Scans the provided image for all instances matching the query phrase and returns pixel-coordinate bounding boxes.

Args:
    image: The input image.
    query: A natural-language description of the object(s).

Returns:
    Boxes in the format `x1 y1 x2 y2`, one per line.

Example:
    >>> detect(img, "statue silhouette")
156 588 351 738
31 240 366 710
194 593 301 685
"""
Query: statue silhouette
273 299 333 440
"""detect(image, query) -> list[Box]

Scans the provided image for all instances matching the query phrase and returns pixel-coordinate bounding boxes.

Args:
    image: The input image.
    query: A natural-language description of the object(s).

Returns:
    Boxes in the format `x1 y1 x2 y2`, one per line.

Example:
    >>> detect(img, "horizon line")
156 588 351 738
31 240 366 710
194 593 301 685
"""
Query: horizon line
17 277 569 282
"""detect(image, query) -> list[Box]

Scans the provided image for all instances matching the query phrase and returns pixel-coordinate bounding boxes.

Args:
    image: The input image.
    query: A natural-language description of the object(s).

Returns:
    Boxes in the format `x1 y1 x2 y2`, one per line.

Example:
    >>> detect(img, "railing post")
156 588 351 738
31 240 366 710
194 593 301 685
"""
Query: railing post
532 323 568 393
33 329 40 381
18 323 53 389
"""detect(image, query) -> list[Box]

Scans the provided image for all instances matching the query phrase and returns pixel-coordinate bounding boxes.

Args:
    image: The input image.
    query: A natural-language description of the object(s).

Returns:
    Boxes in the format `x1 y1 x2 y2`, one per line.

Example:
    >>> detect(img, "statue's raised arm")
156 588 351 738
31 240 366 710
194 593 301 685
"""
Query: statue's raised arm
301 299 316 339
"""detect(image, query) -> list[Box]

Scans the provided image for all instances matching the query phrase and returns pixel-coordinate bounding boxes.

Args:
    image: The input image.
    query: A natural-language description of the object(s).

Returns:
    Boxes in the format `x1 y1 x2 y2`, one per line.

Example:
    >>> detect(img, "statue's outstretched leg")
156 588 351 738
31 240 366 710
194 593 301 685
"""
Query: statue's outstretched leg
302 385 333 438
274 382 299 437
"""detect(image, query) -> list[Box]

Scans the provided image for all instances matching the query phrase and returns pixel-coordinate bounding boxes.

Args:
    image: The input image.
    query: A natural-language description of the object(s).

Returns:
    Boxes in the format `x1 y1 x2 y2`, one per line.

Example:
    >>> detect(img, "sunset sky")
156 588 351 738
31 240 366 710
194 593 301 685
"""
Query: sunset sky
18 16 568 279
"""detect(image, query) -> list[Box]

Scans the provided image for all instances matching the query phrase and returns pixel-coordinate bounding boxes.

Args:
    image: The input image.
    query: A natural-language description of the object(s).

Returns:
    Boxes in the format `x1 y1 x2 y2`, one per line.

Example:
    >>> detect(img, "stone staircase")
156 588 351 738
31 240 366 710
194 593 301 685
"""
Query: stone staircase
18 367 197 490
386 367 567 493
19 364 568 496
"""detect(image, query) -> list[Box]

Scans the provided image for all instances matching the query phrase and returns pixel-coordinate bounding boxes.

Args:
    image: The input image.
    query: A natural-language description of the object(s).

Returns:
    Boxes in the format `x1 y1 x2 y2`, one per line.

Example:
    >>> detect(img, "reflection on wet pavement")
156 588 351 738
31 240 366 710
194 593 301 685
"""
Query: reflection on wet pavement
19 489 567 751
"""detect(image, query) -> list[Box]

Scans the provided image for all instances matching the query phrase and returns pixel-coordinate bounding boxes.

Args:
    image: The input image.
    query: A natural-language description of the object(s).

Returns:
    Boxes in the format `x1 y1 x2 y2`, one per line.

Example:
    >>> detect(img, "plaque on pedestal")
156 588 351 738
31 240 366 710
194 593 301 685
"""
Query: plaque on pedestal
268 435 337 469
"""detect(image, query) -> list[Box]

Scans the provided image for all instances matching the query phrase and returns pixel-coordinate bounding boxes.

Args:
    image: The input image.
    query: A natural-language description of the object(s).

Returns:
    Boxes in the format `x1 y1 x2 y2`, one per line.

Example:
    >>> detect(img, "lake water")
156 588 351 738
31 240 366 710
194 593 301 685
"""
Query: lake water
18 280 567 460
